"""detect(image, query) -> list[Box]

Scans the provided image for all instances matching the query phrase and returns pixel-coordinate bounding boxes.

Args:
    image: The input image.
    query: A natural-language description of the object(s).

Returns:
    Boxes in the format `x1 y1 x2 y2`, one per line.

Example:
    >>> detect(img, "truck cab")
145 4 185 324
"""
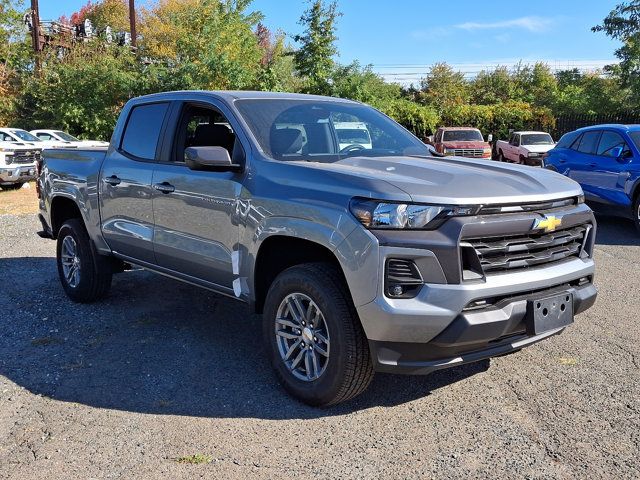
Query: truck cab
430 127 492 159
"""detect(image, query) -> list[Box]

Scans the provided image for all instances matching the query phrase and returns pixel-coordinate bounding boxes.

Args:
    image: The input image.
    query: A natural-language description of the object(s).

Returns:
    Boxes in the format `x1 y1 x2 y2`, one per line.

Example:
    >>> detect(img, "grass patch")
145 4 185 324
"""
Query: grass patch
175 454 212 465
0 182 39 215
558 357 579 366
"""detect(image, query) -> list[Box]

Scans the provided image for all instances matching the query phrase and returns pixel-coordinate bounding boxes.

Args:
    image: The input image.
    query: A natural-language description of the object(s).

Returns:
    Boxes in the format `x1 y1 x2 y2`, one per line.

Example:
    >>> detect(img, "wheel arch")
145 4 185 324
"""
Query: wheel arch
50 195 84 238
252 235 347 314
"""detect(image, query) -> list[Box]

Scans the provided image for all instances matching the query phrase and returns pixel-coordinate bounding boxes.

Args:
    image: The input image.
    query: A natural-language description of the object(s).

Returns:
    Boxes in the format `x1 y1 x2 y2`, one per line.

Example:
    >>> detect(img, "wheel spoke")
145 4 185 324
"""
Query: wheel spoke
276 329 298 340
304 350 312 379
276 317 299 329
66 265 76 282
291 296 307 322
290 348 305 370
284 339 301 361
314 343 328 357
310 350 319 378
315 332 328 345
286 297 303 323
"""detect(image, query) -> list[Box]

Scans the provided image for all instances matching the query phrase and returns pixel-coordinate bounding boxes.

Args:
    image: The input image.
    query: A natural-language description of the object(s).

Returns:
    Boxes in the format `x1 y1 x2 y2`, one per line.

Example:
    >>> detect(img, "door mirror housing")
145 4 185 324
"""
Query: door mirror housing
184 146 240 171
609 146 624 160
487 134 493 143
426 135 434 145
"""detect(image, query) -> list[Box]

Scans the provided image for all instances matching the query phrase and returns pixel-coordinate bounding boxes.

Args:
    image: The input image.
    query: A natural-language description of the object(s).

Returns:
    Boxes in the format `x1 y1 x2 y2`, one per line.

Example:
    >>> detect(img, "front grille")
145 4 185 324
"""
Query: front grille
9 150 40 165
479 197 579 215
452 148 485 158
463 225 589 274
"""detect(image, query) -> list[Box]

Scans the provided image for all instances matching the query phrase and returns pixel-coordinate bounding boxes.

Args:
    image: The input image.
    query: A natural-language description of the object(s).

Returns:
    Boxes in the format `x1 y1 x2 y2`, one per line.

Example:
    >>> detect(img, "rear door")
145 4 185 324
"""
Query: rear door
151 100 247 291
99 101 170 263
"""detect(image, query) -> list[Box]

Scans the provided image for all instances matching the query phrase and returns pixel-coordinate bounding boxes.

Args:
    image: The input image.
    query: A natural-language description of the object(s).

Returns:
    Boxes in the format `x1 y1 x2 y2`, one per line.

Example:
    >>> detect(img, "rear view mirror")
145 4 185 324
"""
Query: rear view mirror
184 146 240 171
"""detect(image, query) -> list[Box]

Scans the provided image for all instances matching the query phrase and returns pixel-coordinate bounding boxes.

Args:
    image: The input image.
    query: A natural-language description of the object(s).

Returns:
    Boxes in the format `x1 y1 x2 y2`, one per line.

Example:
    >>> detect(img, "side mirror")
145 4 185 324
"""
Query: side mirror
610 146 624 160
426 135 434 144
184 146 240 171
487 134 493 143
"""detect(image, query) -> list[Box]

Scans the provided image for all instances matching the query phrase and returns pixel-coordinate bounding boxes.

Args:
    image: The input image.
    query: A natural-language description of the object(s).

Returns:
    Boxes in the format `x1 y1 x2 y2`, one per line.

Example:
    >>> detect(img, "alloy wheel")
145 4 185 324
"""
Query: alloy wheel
274 292 330 382
60 235 81 288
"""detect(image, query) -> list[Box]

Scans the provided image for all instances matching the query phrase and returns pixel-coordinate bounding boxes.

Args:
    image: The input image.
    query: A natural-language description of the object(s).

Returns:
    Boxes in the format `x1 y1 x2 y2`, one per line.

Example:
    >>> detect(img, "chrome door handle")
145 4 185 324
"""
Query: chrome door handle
103 175 121 186
153 182 175 194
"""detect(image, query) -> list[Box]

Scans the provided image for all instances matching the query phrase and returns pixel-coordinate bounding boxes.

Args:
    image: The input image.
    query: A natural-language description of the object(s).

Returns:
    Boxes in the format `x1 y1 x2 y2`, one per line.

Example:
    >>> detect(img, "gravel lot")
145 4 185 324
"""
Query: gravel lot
0 212 638 479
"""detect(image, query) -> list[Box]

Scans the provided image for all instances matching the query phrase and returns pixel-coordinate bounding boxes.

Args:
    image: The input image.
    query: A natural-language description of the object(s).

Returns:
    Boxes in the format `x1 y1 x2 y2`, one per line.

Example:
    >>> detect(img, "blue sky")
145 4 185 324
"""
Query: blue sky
40 0 621 83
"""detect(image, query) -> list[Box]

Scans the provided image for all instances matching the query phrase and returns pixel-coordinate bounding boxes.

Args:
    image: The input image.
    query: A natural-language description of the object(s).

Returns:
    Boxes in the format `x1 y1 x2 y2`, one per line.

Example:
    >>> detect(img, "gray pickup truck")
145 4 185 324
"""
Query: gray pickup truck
37 91 597 406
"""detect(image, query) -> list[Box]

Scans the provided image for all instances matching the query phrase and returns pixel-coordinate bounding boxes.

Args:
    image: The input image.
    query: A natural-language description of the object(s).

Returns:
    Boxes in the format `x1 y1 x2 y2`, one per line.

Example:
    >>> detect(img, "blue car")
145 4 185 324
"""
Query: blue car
544 124 640 232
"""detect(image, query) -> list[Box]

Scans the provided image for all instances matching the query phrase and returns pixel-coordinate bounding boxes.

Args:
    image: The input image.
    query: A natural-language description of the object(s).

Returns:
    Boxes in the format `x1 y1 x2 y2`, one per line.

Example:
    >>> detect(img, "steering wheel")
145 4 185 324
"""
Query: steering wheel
339 144 366 154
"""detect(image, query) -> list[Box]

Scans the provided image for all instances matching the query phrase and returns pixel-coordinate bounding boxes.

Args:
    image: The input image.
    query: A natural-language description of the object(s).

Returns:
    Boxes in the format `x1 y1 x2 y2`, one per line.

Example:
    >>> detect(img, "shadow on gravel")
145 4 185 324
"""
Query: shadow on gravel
0 256 488 419
594 215 640 246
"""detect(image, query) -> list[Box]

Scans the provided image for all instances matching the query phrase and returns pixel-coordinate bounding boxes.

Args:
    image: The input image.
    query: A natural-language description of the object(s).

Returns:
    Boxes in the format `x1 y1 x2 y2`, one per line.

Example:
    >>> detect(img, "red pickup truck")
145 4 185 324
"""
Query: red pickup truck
429 127 492 159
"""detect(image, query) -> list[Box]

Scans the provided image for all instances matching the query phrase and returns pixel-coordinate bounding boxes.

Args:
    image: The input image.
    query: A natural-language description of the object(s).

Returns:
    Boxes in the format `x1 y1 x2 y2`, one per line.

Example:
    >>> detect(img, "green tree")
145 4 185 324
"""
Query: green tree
418 63 469 110
593 0 640 103
469 66 514 105
292 0 340 95
511 62 558 108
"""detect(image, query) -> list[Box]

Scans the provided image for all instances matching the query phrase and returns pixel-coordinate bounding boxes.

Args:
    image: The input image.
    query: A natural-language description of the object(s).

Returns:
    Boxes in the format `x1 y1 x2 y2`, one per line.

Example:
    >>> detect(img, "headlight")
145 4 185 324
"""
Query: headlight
527 152 540 158
349 199 479 230
443 148 454 155
0 147 14 153
483 147 491 155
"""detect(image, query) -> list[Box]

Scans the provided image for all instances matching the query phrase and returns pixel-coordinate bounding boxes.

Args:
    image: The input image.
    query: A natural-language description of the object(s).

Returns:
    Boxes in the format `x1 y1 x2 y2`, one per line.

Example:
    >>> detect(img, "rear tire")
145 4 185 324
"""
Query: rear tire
263 263 374 406
56 219 113 303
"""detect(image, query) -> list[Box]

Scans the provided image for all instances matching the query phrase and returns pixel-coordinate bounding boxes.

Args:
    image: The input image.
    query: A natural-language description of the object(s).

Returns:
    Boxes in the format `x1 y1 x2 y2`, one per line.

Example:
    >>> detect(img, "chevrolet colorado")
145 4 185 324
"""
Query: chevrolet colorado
37 91 597 406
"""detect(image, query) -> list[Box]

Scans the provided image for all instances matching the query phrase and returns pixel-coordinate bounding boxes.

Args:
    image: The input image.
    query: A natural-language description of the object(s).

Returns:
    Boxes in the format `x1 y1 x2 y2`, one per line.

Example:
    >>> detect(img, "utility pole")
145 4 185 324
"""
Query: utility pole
30 0 42 71
129 0 137 48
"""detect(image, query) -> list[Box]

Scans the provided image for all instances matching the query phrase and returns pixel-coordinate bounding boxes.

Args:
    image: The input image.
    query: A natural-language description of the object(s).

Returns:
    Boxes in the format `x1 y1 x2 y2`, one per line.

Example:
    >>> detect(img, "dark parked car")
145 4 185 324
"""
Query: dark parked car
544 124 640 232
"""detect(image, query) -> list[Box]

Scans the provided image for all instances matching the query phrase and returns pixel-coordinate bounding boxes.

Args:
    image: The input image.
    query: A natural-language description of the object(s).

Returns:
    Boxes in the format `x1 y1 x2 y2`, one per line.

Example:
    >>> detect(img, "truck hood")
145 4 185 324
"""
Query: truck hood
522 144 555 154
318 155 582 205
441 141 489 149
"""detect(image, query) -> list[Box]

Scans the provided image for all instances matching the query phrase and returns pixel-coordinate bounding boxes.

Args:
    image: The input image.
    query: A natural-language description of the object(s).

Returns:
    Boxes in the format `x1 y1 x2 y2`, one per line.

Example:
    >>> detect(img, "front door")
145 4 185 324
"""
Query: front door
99 102 170 263
151 102 246 290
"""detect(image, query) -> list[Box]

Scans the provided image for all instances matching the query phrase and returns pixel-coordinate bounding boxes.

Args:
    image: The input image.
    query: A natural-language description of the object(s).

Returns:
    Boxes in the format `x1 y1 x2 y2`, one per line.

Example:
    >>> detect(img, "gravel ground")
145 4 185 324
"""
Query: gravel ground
0 213 638 479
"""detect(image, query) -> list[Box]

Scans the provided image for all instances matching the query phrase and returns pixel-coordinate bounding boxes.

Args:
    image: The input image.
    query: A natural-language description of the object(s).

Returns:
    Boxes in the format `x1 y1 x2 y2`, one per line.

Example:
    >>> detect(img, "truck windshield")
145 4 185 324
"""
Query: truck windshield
442 130 483 142
11 130 41 142
234 99 430 161
521 133 554 145
54 131 80 142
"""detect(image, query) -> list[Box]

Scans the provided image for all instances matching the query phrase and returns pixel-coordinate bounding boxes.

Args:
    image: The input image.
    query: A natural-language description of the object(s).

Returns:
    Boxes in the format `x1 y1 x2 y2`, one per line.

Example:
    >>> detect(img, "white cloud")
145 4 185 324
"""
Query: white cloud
456 16 554 33
410 27 450 41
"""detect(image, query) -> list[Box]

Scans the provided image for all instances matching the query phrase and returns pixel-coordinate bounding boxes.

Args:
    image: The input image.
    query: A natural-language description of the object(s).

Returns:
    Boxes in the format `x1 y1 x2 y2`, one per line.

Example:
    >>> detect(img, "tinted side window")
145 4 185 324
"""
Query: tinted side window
597 131 629 157
121 103 169 160
37 133 52 140
556 131 580 149
576 131 601 154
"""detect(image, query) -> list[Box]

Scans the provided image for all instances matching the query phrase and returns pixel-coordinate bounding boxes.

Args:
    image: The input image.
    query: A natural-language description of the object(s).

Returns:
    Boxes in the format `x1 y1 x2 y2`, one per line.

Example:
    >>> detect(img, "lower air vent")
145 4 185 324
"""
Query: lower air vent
385 259 423 298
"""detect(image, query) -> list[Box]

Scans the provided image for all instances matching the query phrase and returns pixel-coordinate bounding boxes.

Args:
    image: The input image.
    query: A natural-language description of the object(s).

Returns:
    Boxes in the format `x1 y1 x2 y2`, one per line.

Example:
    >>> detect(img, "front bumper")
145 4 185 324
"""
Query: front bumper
352 202 597 374
0 165 36 185
367 280 596 374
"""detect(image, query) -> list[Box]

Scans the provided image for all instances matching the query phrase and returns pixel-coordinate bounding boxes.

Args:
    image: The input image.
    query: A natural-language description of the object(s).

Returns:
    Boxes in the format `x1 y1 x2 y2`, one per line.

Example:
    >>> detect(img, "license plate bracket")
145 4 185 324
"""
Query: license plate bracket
526 292 574 335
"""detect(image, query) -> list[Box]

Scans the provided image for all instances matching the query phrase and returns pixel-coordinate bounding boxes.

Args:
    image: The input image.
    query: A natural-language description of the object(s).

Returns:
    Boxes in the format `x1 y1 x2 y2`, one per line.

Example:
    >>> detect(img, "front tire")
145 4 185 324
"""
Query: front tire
56 219 113 303
263 263 374 406
498 150 505 162
634 195 640 234
1 183 23 190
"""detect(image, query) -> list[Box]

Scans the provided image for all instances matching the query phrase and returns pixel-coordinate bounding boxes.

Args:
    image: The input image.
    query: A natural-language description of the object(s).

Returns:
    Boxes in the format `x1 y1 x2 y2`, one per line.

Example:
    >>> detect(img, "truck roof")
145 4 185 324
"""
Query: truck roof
130 90 359 104
437 126 481 131
511 131 552 135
